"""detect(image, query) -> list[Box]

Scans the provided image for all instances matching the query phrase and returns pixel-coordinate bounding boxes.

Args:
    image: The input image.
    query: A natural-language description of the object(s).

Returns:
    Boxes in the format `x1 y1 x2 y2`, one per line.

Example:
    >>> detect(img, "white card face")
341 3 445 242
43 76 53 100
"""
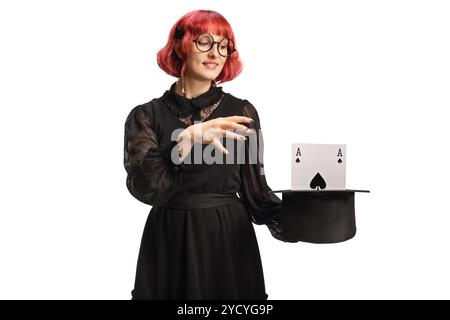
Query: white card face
291 143 346 190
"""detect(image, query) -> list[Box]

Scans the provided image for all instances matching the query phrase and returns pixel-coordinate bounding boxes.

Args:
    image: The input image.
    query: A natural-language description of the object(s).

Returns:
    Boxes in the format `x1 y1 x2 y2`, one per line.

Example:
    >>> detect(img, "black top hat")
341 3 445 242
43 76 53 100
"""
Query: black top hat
270 189 369 243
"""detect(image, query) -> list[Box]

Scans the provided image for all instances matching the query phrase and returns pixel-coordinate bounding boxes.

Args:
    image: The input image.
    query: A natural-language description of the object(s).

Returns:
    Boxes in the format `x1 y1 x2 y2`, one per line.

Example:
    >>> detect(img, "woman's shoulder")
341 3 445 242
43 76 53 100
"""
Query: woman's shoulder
224 92 259 118
126 97 166 120
134 97 165 111
224 91 247 104
223 91 258 114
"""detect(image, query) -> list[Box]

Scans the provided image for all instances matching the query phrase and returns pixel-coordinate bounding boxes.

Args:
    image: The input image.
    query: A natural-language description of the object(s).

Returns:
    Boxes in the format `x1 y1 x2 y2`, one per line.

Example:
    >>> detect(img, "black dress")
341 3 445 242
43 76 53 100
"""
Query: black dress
123 81 288 300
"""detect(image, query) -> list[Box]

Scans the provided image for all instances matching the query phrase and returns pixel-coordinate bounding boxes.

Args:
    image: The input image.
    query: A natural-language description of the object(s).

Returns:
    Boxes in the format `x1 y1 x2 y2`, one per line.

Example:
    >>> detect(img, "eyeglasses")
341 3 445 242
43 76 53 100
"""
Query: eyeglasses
192 33 235 57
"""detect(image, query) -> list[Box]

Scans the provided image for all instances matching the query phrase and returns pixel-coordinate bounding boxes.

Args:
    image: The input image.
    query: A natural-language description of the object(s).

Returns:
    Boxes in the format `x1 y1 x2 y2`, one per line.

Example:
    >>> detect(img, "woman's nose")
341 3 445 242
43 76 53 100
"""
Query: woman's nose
208 47 217 58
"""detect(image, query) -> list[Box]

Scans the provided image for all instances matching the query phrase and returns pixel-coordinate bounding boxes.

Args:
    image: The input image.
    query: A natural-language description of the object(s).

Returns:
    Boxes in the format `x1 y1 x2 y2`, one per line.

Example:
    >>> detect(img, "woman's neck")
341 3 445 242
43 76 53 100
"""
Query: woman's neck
176 77 213 99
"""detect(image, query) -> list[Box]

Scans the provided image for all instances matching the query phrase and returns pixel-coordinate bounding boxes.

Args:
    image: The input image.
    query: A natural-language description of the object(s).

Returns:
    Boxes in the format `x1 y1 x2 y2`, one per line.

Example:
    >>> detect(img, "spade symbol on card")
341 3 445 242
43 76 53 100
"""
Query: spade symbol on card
310 172 327 190
337 158 342 164
296 158 300 164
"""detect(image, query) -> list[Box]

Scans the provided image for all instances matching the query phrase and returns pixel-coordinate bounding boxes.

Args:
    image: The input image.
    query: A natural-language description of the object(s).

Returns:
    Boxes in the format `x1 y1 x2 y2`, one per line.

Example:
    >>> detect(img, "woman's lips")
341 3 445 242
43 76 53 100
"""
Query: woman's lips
203 63 217 70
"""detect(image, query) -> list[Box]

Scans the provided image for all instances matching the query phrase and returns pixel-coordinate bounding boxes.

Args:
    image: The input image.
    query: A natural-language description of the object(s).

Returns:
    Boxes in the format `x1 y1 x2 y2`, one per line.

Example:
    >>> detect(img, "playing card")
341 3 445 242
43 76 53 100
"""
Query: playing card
291 143 346 190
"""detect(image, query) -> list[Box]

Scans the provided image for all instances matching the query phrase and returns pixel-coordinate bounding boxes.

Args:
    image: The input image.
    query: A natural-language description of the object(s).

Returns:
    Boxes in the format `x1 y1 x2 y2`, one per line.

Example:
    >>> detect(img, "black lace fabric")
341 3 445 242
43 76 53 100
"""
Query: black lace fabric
123 104 183 206
177 94 224 126
238 100 290 242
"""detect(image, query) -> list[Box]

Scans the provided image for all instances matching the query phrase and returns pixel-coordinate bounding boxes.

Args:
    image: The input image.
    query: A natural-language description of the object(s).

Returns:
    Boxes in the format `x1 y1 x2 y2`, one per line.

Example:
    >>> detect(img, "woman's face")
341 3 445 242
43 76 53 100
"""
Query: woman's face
182 33 229 82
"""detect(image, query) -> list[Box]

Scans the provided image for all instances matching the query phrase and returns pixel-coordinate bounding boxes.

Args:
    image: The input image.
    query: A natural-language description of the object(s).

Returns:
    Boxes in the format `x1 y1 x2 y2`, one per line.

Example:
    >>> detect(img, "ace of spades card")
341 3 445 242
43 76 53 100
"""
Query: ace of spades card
291 143 346 190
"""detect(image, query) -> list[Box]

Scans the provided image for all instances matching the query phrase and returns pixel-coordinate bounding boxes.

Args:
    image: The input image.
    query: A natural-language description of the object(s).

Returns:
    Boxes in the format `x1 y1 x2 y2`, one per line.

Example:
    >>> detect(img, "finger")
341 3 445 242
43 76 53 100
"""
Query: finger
222 122 254 133
226 116 255 123
223 130 247 141
210 136 229 155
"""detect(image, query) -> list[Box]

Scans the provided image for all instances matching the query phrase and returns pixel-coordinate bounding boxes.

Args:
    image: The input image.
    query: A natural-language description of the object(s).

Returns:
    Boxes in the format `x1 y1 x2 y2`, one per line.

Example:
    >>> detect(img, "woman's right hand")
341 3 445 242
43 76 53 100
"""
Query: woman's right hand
176 116 255 158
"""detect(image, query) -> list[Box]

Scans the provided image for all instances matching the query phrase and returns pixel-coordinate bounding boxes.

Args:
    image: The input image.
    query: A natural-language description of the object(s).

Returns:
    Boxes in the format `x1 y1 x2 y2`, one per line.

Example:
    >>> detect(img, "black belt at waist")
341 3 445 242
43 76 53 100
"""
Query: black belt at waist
159 193 241 209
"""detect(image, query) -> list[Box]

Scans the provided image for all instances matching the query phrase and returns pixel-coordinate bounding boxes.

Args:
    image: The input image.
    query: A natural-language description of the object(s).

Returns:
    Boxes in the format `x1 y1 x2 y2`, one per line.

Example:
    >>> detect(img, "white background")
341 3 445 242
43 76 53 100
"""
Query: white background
1 0 449 299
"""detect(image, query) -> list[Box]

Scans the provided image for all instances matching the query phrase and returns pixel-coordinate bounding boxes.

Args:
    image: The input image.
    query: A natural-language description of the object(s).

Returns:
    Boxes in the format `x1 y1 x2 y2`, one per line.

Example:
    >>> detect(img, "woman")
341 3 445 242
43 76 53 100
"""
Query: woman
123 9 288 300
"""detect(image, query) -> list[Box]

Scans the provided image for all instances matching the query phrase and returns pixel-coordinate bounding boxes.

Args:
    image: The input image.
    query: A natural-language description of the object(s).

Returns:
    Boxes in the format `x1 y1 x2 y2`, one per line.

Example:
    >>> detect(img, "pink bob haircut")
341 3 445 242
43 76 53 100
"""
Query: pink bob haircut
156 10 243 85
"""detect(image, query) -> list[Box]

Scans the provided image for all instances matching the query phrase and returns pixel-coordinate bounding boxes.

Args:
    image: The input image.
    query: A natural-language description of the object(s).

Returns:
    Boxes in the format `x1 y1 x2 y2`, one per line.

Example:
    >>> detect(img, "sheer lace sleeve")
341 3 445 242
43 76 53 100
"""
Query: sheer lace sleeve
238 100 291 242
123 103 184 206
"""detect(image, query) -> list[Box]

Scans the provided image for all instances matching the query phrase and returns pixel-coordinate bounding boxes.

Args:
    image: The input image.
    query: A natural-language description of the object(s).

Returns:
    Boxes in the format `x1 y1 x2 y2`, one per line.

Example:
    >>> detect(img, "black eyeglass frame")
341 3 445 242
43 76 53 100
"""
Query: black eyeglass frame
192 33 235 57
